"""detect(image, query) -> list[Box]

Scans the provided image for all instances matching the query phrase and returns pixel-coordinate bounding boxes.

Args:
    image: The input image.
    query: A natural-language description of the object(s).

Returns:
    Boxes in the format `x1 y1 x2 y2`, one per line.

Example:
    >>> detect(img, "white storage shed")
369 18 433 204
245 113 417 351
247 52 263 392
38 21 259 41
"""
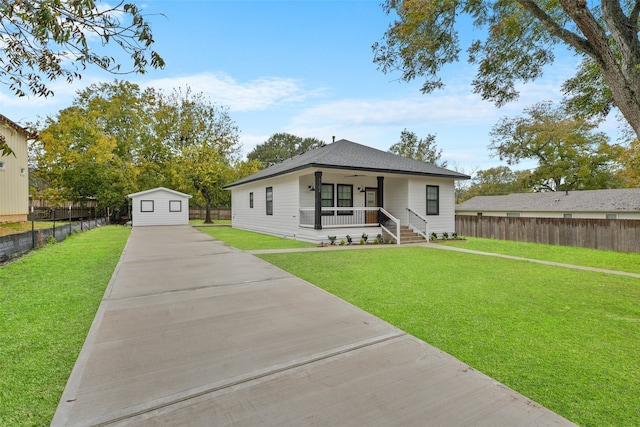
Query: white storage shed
128 187 192 226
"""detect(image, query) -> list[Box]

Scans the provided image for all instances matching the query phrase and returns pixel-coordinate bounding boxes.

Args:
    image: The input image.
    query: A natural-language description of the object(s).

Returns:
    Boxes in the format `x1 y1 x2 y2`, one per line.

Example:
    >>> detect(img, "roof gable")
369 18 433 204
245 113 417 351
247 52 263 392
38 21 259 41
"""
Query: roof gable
456 189 640 212
226 139 469 188
128 187 192 199
1 113 33 138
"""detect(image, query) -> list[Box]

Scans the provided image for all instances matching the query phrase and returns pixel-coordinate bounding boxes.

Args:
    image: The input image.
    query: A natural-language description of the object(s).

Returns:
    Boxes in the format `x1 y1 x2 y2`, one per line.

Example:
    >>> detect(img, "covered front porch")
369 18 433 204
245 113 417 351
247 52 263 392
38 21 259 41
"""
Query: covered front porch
296 171 429 244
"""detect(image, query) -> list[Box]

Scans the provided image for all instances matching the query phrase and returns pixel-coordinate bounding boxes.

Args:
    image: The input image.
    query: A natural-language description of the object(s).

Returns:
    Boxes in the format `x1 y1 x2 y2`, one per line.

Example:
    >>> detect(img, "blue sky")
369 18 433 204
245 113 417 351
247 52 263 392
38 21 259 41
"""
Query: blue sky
1 0 614 173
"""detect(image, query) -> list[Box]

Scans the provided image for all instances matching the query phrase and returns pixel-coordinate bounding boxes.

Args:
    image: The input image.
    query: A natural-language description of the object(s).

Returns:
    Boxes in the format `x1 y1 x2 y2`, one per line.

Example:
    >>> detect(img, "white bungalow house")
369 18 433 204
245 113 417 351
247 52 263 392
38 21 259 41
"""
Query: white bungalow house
127 187 192 226
1 114 30 223
224 139 470 244
456 189 640 220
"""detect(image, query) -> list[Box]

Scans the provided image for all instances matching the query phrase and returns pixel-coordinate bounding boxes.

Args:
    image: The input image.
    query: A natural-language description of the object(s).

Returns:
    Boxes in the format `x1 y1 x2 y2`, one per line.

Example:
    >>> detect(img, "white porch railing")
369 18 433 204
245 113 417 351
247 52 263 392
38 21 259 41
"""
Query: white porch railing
380 207 401 245
299 207 401 244
407 207 428 239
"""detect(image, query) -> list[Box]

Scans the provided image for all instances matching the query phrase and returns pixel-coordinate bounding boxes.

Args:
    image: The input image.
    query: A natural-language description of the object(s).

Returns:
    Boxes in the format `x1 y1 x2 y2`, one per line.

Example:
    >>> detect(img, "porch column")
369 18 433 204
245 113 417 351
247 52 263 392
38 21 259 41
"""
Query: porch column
377 176 384 224
314 171 322 230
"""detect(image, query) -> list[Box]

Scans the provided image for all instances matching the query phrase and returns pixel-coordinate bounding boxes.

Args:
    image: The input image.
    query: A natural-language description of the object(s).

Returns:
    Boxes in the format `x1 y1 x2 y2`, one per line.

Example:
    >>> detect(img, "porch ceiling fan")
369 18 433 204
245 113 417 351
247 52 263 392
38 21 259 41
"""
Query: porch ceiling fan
344 174 365 177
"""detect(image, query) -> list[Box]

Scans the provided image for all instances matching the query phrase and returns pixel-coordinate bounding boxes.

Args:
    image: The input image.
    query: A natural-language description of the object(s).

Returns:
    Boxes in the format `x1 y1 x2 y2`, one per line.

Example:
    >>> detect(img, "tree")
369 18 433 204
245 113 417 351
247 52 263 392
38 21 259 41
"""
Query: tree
388 129 447 167
616 139 640 187
373 0 640 141
32 80 171 210
163 88 241 223
489 102 622 191
460 167 532 202
1 1 164 98
34 105 132 209
247 133 324 167
1 125 14 157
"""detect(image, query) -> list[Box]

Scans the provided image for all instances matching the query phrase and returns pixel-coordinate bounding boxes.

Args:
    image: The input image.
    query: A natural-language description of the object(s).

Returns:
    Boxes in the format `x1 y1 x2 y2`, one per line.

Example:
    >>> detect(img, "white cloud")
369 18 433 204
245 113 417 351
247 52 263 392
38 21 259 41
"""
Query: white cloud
143 72 327 112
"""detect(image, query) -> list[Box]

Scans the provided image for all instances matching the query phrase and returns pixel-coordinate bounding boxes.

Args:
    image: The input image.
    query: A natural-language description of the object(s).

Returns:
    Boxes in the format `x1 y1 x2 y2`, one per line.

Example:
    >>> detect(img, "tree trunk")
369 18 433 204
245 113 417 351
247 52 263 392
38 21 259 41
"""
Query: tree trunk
558 0 640 139
204 199 212 224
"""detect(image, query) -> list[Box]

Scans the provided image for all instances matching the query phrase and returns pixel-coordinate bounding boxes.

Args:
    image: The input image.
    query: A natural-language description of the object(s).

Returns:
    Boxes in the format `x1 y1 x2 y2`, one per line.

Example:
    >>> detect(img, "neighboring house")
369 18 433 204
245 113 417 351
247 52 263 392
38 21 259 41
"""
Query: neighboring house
456 189 640 220
0 114 30 223
128 187 192 227
224 139 470 244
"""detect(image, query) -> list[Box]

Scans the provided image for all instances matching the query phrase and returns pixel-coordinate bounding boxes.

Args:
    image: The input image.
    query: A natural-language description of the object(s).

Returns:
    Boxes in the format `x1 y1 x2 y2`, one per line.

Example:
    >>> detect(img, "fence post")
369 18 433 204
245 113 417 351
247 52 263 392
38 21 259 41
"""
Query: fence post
31 206 35 249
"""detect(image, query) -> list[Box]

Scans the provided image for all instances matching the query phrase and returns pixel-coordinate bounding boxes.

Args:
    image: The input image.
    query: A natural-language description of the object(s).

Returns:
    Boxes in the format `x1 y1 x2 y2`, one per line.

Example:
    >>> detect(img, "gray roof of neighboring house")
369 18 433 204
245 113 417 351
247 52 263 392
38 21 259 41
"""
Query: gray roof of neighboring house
456 189 640 212
225 139 470 188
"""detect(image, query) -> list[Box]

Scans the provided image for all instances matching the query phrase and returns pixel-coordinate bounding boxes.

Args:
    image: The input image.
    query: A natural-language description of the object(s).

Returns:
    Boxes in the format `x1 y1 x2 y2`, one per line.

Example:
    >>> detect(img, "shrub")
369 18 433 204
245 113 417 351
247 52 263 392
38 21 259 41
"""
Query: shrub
328 236 337 245
361 233 368 243
346 235 353 244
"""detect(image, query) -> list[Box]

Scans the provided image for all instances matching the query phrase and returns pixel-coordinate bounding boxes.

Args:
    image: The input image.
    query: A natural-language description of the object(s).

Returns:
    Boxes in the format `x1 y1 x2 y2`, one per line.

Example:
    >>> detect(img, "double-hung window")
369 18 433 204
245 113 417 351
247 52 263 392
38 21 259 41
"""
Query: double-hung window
337 184 353 215
426 185 439 215
321 183 334 215
266 187 273 215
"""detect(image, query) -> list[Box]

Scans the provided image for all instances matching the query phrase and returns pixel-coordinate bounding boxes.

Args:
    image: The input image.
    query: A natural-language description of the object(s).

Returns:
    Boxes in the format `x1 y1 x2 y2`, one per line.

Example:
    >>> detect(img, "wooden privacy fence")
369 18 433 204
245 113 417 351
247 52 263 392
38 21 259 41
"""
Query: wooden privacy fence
189 207 231 221
455 215 640 253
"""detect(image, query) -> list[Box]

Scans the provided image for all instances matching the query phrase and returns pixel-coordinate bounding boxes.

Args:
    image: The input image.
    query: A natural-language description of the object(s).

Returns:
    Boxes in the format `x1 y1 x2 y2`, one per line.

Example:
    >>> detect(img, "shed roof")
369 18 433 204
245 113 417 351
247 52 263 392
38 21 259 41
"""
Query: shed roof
128 187 192 199
225 139 470 188
456 189 640 213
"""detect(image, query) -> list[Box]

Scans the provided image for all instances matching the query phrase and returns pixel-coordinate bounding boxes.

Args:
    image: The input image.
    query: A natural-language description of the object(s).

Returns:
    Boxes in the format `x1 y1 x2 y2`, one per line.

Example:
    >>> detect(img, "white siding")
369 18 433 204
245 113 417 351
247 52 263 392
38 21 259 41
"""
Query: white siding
130 188 190 226
407 177 456 235
384 177 408 224
231 174 301 239
229 169 461 242
0 121 29 222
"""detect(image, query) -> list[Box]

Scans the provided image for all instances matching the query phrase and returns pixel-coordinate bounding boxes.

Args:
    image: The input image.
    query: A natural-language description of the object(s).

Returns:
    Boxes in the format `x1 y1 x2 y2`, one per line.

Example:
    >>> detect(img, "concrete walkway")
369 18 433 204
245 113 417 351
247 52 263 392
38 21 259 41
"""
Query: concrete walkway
53 226 576 426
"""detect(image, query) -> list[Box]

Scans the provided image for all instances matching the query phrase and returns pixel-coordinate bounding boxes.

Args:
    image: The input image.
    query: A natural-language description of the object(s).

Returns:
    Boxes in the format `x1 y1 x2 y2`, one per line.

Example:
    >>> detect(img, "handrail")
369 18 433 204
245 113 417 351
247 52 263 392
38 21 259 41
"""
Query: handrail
380 207 400 245
406 207 428 239
299 207 385 228
299 207 401 244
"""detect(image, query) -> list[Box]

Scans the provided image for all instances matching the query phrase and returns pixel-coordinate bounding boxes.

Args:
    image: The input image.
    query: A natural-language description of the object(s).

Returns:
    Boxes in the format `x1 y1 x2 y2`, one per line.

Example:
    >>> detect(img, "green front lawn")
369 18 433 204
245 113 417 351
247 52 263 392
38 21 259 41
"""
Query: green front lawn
440 237 640 274
258 246 640 427
0 226 131 426
195 226 315 250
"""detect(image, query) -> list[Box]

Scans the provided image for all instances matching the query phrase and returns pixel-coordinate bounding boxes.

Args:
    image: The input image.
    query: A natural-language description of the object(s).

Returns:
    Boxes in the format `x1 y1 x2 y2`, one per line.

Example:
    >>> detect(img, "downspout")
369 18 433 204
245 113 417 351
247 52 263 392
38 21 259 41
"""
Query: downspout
314 171 322 230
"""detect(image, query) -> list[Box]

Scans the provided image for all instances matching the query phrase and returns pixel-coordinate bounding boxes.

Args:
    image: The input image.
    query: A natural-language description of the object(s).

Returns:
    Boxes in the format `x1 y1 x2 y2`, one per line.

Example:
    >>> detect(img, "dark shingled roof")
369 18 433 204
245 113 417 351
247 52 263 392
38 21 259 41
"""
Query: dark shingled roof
225 139 470 188
456 189 640 213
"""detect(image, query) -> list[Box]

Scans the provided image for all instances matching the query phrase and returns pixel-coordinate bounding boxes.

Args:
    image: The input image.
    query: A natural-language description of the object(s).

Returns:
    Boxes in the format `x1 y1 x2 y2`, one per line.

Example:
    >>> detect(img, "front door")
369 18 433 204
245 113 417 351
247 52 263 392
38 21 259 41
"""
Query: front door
365 188 377 224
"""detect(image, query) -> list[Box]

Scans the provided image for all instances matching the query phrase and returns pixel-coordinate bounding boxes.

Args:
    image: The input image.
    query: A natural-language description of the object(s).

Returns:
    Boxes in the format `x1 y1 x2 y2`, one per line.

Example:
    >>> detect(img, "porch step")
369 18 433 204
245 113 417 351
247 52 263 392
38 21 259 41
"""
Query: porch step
389 226 427 244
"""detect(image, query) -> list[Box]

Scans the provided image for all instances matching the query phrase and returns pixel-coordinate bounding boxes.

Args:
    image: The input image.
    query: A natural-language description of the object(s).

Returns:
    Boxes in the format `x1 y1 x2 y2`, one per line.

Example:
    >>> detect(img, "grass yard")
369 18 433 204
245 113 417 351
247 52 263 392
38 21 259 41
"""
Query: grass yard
257 246 640 427
196 226 316 250
441 237 640 274
0 226 130 426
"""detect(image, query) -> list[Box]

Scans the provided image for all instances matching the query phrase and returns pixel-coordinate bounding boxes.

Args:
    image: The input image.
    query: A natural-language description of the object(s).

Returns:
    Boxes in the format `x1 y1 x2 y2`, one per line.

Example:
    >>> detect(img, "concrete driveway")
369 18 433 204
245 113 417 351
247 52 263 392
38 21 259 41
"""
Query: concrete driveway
52 225 576 426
